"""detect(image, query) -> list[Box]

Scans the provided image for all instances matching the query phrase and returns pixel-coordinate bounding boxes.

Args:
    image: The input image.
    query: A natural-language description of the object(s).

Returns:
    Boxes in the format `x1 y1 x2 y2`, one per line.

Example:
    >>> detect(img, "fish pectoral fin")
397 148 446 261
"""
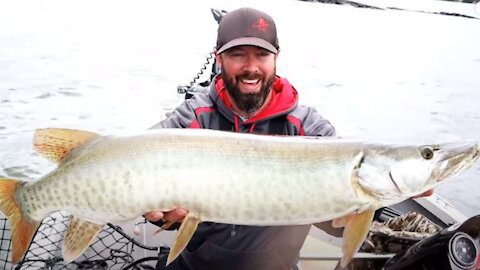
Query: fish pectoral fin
62 217 104 263
340 209 375 267
166 213 201 266
154 220 177 235
34 128 101 163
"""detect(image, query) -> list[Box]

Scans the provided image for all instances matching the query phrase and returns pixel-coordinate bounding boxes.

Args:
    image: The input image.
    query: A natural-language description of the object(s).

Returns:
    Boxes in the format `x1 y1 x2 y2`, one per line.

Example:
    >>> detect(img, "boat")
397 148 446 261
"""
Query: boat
301 194 480 270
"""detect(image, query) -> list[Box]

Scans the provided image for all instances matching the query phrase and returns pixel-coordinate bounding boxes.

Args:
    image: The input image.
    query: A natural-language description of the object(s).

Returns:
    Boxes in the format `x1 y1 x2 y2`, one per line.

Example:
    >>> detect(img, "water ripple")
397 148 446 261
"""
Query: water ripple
36 93 52 99
78 115 91 120
57 87 82 97
58 90 82 97
3 166 41 180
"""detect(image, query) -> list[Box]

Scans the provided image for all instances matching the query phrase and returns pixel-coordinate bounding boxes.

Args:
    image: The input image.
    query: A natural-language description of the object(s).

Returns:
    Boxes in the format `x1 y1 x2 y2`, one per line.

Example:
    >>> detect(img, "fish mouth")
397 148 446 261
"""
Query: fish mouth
438 142 478 161
435 142 479 182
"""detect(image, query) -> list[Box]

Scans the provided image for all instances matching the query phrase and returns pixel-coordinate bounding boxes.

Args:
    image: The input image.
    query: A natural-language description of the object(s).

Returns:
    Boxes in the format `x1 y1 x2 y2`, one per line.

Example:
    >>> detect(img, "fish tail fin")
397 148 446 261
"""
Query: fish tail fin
0 178 41 264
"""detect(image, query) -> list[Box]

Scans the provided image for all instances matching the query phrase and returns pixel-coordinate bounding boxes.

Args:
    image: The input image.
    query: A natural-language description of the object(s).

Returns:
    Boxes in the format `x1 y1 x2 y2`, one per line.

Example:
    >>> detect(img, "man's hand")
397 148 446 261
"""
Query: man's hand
144 208 189 223
412 189 434 199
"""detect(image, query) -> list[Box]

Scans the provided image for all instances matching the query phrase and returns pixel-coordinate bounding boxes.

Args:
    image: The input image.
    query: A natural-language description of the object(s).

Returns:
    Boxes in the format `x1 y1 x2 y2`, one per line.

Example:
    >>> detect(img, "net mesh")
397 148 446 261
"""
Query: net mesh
0 212 159 270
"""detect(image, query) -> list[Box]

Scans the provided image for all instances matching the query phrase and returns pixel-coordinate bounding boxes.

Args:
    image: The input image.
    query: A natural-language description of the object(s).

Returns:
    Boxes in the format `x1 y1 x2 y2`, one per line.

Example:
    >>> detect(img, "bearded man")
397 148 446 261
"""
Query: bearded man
147 7 335 270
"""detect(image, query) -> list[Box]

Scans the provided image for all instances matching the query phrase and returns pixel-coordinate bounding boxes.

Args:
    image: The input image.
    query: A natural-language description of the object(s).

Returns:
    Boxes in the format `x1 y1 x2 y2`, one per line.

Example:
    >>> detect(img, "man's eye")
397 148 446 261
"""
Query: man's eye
228 52 244 57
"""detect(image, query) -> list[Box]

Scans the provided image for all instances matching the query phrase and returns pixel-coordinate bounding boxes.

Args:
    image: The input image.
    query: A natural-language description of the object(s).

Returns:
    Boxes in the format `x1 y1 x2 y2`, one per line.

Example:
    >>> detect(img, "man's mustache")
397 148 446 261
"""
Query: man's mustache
237 72 263 81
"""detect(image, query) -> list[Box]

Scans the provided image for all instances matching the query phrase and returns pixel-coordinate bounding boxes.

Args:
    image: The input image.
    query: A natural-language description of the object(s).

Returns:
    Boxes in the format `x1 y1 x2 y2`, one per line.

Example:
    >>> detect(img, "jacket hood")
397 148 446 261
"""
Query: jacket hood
209 75 299 124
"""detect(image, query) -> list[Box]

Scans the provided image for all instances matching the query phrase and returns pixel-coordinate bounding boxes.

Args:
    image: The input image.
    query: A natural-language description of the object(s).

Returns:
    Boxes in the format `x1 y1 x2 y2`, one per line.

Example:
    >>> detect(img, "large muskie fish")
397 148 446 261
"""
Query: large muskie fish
0 128 478 266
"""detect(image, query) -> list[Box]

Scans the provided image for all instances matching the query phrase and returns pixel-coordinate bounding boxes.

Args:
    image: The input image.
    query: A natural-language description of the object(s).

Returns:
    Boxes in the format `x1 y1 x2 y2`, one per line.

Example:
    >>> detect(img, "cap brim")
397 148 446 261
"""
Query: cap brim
217 37 278 54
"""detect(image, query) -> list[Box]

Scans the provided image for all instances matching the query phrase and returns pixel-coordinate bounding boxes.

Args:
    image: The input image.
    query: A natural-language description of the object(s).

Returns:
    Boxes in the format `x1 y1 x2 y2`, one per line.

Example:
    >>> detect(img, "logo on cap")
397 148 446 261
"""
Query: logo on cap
253 17 269 32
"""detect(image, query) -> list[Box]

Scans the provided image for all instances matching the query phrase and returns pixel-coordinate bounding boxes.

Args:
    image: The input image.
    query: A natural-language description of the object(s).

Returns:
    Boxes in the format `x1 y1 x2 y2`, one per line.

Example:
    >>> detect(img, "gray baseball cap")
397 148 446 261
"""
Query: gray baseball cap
216 7 279 54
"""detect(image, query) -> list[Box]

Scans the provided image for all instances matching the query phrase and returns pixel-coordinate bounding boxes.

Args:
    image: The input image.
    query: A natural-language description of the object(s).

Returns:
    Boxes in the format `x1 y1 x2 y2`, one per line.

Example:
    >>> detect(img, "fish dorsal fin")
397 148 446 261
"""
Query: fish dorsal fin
34 128 100 163
339 209 375 267
166 213 201 266
62 217 104 263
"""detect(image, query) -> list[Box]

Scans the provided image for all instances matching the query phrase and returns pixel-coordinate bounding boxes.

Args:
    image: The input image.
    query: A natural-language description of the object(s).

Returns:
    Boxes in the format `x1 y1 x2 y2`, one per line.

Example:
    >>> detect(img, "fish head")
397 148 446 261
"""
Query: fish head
355 141 479 205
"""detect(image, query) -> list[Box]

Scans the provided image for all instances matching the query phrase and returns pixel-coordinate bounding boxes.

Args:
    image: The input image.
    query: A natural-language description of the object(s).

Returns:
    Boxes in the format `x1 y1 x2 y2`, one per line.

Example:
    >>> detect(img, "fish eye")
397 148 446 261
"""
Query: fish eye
421 146 434 160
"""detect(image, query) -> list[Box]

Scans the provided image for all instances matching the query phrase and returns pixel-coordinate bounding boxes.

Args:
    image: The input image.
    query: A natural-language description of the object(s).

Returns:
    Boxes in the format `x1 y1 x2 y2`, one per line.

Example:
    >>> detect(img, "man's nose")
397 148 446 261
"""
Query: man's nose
243 55 260 72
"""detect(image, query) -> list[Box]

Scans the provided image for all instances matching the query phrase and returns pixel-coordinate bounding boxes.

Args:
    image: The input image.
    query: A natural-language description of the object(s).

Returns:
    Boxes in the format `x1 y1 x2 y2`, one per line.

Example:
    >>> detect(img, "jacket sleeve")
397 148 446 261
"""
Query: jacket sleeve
150 86 213 129
297 106 336 137
149 99 197 129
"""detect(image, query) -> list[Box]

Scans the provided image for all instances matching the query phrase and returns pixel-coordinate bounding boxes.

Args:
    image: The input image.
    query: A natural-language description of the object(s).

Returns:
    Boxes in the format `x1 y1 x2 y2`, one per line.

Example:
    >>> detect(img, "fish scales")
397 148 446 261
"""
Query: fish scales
18 130 364 225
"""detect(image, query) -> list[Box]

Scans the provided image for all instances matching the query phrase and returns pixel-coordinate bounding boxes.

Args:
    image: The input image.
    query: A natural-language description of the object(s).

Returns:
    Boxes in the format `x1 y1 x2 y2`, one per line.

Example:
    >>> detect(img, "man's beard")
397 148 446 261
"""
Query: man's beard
221 66 276 115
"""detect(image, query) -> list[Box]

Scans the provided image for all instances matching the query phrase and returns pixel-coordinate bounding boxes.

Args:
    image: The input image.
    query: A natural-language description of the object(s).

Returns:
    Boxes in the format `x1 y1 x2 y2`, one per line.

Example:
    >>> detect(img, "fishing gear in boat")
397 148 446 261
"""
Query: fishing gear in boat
176 9 227 99
0 212 160 269
383 215 480 270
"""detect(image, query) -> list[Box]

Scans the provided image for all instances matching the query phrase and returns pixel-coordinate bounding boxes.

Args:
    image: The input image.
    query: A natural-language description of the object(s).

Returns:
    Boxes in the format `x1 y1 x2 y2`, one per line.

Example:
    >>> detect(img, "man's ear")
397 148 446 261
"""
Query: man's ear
215 51 222 68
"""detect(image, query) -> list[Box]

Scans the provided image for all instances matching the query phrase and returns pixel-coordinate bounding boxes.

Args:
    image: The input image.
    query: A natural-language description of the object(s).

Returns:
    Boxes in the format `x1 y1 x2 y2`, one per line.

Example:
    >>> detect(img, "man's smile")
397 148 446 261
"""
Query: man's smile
239 78 261 93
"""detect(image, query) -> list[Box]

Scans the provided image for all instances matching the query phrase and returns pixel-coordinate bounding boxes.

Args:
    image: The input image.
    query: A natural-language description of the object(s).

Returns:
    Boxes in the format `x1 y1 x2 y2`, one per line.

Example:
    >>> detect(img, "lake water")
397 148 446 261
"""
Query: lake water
1 0 480 220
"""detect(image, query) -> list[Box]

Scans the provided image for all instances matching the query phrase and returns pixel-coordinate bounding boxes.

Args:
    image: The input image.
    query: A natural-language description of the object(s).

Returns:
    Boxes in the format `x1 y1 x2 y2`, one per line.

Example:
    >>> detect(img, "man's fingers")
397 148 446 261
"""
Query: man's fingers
413 189 434 199
144 211 164 222
164 208 189 222
422 189 434 196
144 208 189 222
